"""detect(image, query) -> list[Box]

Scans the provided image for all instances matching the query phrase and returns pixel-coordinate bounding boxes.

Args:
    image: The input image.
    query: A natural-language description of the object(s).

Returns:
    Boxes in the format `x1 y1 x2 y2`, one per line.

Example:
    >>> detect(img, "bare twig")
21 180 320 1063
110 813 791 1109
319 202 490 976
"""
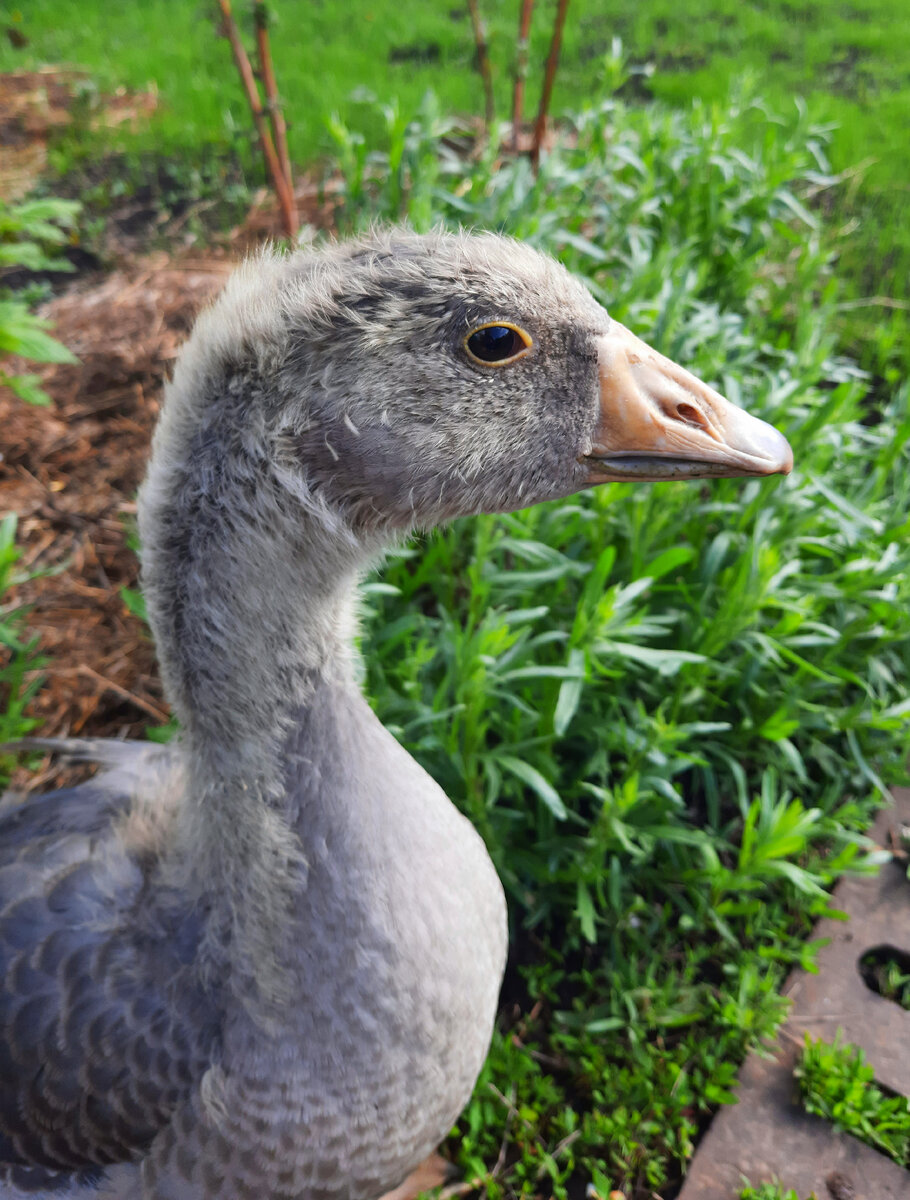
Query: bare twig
800 157 876 201
438 1180 483 1200
531 0 570 170
537 1129 580 1178
480 1083 517 1184
836 296 910 312
72 665 170 723
466 0 495 132
216 0 296 238
253 0 295 229
511 0 535 151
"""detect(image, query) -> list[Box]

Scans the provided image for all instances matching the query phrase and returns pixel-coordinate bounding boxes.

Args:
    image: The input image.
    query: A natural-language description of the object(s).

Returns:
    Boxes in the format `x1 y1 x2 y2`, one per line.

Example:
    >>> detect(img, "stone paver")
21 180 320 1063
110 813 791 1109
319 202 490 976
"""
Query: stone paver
679 788 910 1200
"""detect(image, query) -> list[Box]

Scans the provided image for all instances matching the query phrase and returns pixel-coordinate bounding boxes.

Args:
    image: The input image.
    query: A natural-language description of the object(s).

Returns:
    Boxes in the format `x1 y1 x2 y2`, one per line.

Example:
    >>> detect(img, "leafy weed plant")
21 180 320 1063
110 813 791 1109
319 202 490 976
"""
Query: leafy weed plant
796 1034 910 1166
0 516 44 782
860 950 910 1011
0 196 80 404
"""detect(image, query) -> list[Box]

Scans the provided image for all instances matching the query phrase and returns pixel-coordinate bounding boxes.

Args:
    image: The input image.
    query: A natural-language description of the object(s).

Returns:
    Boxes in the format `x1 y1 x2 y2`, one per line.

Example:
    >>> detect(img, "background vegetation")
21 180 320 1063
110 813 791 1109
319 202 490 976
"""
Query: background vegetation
2 3 909 1197
3 0 908 379
340 84 909 1195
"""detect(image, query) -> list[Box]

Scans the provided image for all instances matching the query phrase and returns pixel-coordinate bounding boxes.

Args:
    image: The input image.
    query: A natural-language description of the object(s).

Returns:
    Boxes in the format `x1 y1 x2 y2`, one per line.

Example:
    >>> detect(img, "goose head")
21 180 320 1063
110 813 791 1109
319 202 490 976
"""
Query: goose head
141 229 792 750
257 229 792 534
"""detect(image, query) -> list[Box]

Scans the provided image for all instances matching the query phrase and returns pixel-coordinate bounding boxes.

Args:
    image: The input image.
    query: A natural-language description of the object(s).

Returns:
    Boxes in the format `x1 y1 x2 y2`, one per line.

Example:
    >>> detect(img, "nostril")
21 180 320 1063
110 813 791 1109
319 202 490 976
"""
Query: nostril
674 401 710 431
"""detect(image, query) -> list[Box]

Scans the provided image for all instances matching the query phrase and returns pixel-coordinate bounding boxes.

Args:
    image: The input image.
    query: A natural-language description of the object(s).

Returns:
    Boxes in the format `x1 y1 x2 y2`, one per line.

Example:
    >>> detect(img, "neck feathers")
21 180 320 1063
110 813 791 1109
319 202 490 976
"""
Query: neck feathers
137 292 384 1017
138 293 376 767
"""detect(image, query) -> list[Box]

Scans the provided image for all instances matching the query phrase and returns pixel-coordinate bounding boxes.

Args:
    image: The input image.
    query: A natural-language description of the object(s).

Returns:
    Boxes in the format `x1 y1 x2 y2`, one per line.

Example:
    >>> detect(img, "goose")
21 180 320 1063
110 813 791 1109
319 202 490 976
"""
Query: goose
0 229 792 1200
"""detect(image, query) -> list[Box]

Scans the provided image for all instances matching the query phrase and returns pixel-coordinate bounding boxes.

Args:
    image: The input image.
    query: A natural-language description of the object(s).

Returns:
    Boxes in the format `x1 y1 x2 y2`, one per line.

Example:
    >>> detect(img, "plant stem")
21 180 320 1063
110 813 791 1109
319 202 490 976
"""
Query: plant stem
511 0 535 151
216 0 296 238
253 0 295 231
466 0 496 133
531 0 570 170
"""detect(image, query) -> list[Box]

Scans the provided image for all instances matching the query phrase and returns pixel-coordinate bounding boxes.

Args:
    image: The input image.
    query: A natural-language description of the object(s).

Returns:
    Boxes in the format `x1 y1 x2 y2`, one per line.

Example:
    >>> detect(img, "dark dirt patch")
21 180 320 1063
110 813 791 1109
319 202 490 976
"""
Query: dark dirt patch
0 67 157 203
655 49 709 73
578 39 611 65
0 245 104 295
825 46 869 100
388 41 442 65
614 74 655 104
48 152 255 263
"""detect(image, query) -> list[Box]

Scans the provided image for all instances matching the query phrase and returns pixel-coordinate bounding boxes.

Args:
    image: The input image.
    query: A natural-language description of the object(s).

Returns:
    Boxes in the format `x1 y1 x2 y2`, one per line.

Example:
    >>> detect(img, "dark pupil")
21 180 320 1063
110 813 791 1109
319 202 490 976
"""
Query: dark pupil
468 325 522 362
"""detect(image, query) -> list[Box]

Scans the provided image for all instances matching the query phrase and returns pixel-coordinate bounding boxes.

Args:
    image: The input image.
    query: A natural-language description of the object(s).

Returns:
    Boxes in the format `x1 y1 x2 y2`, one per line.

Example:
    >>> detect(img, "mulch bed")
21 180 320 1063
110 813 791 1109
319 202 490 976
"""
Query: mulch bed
1 62 341 789
2 254 232 783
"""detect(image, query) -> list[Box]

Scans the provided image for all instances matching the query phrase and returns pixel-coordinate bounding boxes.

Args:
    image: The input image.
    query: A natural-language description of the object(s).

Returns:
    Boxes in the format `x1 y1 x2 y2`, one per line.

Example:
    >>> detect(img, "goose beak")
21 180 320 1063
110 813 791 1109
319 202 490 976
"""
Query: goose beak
581 322 793 482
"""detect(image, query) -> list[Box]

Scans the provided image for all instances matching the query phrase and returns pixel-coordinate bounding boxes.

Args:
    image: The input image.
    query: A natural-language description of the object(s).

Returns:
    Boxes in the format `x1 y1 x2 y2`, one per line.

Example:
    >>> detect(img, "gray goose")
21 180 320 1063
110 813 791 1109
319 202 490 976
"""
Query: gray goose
0 229 792 1200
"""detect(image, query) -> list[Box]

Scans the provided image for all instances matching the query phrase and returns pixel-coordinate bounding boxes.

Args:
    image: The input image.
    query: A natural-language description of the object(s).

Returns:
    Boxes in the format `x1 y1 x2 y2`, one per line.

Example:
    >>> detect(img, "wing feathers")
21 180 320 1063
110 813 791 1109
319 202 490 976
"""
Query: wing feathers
0 754 218 1175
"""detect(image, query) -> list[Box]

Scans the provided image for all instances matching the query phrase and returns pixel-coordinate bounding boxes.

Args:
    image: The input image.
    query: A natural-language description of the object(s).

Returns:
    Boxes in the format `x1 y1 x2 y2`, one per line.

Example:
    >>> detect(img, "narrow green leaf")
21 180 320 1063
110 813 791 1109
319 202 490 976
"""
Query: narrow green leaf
498 756 567 820
597 640 708 675
575 880 597 943
0 314 78 364
554 649 585 735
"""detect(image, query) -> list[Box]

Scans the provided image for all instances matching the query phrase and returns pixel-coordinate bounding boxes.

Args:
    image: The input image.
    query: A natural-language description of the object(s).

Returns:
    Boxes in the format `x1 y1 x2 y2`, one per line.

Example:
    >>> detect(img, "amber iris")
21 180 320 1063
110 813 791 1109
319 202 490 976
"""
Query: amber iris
465 323 531 365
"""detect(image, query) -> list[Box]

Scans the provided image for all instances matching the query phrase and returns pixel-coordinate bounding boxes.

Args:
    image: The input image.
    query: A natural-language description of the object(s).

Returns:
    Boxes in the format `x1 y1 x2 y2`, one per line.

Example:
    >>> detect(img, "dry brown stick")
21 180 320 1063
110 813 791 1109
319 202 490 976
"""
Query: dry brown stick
511 0 535 151
73 665 171 724
530 0 570 170
216 0 296 238
253 0 295 229
466 0 495 132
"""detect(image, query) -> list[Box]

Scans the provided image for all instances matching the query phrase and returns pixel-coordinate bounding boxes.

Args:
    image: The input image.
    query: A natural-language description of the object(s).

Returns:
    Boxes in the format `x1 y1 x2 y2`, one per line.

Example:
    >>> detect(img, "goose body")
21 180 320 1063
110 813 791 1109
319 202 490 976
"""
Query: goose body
0 230 792 1199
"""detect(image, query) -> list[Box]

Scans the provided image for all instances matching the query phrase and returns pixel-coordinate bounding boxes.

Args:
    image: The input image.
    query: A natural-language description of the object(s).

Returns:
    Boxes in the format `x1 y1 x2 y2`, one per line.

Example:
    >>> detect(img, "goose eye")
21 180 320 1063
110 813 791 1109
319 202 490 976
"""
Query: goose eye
465 323 532 365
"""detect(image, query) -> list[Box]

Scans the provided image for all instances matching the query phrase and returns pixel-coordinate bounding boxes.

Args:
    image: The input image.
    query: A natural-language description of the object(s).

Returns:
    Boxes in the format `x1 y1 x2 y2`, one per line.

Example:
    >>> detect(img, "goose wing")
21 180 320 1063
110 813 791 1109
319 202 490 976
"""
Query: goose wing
0 741 221 1173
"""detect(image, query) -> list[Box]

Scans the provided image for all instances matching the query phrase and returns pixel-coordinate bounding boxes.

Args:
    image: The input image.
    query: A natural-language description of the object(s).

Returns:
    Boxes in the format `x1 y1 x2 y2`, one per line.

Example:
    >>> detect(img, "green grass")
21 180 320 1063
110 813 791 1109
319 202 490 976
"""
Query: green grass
3 0 908 376
796 1034 910 1166
860 949 910 1010
5 0 909 204
740 1184 813 1200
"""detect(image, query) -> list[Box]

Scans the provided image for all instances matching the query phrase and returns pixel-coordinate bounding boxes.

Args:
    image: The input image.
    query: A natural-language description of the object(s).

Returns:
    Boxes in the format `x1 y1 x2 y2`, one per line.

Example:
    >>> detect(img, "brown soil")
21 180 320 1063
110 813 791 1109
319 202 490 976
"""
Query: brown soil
1 136 340 797
2 254 233 769
0 67 158 201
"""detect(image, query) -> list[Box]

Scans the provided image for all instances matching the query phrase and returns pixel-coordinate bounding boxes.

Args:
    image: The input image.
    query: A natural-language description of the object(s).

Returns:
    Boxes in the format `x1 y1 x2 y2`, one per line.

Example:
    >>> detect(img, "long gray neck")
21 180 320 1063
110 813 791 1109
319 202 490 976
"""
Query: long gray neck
147 508 364 780
138 406 383 778
138 434 389 1013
